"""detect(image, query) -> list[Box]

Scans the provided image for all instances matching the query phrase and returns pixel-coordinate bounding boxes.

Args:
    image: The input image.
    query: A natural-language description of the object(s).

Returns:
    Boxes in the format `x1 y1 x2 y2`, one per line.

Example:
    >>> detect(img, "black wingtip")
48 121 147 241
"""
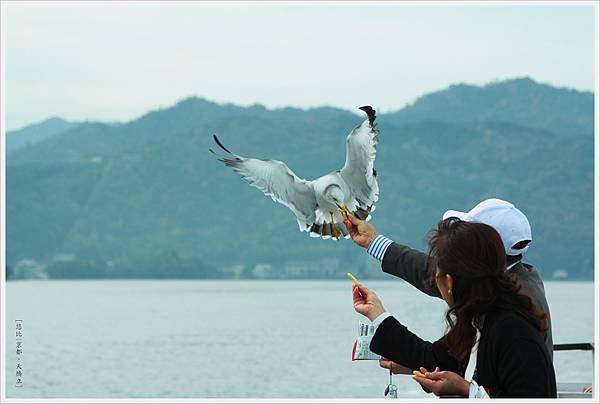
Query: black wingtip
213 134 233 154
358 105 376 126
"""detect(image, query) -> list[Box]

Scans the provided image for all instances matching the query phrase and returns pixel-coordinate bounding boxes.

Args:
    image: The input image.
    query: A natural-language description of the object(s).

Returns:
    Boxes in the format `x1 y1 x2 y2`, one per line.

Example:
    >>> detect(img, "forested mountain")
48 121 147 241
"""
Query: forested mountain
6 78 594 280
386 77 593 135
6 117 80 153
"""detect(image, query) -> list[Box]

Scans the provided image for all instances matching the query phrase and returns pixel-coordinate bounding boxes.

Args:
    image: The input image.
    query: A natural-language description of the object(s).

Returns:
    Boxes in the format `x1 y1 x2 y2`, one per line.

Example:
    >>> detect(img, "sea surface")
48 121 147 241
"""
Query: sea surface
4 280 595 398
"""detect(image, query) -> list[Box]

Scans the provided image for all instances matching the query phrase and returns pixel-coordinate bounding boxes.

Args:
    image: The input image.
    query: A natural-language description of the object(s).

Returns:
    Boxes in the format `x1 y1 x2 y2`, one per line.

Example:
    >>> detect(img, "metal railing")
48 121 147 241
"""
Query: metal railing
554 343 594 398
554 343 594 351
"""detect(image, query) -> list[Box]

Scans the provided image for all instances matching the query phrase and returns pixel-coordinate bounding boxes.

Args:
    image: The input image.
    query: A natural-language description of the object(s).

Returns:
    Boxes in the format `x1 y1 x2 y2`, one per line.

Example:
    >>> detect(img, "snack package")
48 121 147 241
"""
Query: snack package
351 321 381 361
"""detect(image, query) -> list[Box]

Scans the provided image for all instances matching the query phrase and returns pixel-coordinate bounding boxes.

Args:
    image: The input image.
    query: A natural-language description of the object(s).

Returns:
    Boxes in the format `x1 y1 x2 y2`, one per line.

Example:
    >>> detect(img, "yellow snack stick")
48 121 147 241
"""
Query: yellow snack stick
347 272 360 285
413 370 426 377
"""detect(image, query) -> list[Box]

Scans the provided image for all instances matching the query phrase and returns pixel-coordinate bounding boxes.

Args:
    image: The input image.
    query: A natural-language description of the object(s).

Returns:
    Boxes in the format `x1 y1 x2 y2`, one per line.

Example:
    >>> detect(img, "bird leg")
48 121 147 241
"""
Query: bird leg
330 212 341 239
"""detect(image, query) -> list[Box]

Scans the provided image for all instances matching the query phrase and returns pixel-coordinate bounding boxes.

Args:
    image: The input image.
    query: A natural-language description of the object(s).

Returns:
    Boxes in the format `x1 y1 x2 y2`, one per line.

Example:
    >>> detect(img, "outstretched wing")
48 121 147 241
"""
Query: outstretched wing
210 135 318 229
340 106 379 211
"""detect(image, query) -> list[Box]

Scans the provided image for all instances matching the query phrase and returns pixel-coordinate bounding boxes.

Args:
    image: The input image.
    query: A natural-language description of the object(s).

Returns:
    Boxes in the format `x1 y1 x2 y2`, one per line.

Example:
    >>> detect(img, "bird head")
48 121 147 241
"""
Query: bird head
324 184 347 212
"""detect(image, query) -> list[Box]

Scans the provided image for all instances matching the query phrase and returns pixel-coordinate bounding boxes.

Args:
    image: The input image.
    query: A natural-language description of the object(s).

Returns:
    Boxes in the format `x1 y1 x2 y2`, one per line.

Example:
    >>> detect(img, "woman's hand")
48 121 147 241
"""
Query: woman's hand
379 358 412 375
412 367 470 397
352 283 385 322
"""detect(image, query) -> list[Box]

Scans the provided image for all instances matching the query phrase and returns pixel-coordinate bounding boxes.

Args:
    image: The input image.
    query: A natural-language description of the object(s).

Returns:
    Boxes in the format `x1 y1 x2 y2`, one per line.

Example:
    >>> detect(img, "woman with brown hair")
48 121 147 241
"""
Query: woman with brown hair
352 217 556 398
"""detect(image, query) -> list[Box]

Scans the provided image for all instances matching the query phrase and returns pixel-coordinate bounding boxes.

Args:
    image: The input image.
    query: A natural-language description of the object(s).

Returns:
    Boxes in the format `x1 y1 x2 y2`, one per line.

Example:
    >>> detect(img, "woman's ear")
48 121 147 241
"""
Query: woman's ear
445 274 453 296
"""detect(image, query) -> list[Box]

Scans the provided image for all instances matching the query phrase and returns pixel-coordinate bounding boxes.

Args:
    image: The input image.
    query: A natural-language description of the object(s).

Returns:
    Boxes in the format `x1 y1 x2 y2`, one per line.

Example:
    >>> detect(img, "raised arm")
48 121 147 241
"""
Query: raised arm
344 214 441 298
380 241 441 298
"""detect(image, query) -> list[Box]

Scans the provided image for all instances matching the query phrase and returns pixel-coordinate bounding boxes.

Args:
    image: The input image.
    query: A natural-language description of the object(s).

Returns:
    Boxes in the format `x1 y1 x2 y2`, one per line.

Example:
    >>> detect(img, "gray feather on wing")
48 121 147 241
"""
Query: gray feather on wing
212 137 317 226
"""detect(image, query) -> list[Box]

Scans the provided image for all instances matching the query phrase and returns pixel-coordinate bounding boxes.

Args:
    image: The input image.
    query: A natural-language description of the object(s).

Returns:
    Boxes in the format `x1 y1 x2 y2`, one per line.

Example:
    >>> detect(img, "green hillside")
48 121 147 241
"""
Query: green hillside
6 78 595 280
387 77 593 136
6 117 80 153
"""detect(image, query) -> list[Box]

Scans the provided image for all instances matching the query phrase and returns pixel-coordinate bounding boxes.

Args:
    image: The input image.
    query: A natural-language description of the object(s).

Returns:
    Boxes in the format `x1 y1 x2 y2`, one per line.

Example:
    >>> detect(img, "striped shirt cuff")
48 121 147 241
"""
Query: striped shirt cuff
367 235 393 261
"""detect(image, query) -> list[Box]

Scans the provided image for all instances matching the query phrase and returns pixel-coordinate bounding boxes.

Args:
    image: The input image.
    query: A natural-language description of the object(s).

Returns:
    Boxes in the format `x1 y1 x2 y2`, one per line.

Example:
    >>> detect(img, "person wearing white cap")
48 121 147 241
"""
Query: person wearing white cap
442 198 534 260
343 198 553 363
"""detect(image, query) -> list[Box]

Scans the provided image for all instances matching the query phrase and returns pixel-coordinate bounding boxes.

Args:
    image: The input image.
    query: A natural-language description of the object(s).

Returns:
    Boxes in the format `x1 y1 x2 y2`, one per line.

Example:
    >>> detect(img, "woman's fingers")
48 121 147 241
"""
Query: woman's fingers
417 366 441 376
353 284 367 298
412 374 437 391
424 370 446 381
351 283 385 321
352 285 370 315
379 359 392 369
352 285 364 303
392 363 412 374
353 284 369 300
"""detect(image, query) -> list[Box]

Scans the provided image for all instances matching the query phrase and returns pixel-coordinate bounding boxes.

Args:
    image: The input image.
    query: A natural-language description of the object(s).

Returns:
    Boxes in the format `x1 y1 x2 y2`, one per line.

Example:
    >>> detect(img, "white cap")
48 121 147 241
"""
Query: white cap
443 198 532 256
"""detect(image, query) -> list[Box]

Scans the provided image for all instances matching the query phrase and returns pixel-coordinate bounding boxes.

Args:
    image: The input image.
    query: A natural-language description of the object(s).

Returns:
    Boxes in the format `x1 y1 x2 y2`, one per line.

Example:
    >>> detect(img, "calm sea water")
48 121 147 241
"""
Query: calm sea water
4 280 595 398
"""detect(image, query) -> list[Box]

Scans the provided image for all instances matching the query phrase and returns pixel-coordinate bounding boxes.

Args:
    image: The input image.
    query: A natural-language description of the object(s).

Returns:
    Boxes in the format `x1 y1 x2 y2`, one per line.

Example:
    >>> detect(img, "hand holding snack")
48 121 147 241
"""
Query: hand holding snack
412 367 432 378
352 283 386 322
344 214 378 249
412 368 470 397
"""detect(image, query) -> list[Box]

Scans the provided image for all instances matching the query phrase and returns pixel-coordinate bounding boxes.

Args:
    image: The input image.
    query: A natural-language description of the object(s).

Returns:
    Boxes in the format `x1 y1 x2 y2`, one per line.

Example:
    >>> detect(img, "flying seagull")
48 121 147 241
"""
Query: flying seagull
210 106 379 240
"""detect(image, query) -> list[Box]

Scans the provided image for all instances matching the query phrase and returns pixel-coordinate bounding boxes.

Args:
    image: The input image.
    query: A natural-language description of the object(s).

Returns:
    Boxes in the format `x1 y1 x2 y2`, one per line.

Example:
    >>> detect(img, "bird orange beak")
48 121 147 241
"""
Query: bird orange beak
336 204 349 217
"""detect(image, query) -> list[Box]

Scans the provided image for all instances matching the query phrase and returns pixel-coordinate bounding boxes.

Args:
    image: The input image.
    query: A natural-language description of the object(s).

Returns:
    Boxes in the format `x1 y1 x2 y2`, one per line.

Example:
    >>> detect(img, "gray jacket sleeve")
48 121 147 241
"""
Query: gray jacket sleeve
381 242 442 299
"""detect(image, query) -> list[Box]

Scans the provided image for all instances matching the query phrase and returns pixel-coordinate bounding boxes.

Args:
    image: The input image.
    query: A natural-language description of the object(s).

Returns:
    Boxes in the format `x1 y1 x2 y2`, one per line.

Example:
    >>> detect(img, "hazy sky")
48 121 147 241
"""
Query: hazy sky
2 2 597 130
